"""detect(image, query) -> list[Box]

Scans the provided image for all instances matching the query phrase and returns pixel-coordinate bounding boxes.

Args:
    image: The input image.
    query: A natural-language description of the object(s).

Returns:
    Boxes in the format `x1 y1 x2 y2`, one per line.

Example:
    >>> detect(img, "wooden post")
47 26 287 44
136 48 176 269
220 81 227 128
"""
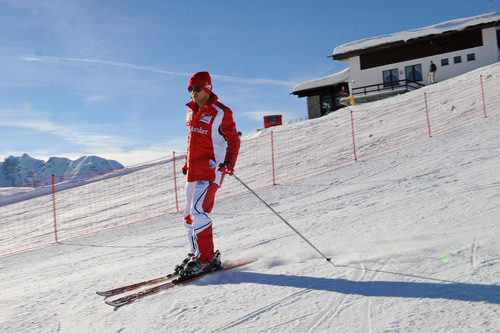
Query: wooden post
51 174 58 243
480 75 487 118
424 93 432 137
271 131 276 185
350 111 358 161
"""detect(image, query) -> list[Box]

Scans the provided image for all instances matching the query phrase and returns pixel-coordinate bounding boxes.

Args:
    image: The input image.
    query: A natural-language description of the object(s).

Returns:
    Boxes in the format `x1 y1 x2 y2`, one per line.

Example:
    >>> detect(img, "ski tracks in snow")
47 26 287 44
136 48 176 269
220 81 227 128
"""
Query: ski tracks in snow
363 259 391 333
304 259 391 333
304 263 368 333
212 259 392 332
212 286 315 332
471 237 478 271
212 266 362 332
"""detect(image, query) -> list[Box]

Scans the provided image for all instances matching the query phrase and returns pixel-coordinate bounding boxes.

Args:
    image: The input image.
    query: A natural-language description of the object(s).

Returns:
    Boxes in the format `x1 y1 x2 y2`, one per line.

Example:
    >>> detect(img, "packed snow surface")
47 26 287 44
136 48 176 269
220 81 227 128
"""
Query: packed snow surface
333 12 500 57
1 67 499 332
293 67 350 93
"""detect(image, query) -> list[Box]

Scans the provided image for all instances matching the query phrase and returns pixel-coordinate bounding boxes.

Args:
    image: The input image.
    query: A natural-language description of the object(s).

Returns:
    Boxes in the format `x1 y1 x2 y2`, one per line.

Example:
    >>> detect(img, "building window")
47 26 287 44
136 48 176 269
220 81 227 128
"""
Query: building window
454 56 462 63
467 53 476 61
382 68 399 87
441 58 449 66
405 64 423 82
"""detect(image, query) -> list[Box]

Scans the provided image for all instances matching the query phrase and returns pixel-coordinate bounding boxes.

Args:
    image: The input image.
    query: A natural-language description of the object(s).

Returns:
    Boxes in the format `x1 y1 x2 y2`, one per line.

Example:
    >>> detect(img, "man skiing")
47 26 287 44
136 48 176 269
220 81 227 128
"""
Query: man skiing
176 71 240 277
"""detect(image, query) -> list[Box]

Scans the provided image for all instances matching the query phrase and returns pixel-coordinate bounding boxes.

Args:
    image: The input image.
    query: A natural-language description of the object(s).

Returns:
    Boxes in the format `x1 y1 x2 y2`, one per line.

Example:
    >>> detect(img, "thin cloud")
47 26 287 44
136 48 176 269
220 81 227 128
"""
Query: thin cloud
241 110 296 121
20 56 296 87
241 111 274 121
85 95 108 103
212 74 296 86
100 137 188 166
0 107 188 165
0 108 131 152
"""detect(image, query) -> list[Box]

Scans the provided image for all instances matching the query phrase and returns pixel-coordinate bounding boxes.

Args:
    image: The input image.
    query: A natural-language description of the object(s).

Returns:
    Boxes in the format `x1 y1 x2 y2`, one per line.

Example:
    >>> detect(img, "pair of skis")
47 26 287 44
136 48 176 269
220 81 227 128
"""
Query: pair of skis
96 259 257 307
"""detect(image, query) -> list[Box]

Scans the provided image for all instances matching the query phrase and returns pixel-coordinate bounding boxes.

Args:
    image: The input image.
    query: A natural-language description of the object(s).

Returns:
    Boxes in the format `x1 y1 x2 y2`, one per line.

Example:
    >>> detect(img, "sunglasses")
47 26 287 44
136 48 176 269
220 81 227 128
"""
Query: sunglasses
188 86 202 93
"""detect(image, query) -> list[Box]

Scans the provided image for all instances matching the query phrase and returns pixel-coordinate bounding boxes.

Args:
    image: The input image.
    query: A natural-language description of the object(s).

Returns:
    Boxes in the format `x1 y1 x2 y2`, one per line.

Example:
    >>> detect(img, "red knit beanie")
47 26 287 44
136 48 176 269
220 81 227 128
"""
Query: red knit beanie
188 71 212 94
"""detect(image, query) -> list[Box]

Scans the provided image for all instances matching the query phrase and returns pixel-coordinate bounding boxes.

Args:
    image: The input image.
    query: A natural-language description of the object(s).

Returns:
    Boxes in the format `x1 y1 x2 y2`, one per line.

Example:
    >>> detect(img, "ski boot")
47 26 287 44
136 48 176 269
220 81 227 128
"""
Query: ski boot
174 253 194 273
210 250 222 269
179 250 221 278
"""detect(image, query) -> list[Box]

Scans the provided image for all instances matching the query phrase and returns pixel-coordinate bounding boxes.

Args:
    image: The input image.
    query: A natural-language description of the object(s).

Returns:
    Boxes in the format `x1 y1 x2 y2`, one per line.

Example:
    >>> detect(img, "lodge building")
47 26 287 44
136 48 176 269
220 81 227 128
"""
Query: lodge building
293 12 500 119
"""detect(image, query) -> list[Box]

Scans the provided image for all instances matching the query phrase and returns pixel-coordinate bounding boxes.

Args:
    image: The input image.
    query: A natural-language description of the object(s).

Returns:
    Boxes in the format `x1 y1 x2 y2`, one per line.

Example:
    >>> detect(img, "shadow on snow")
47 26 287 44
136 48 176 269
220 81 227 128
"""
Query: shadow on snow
205 271 500 304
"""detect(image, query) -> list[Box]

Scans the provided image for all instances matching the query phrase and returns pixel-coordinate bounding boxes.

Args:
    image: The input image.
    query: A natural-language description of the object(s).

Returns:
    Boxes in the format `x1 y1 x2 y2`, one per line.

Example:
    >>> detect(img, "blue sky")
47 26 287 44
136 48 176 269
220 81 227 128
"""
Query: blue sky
1 0 497 165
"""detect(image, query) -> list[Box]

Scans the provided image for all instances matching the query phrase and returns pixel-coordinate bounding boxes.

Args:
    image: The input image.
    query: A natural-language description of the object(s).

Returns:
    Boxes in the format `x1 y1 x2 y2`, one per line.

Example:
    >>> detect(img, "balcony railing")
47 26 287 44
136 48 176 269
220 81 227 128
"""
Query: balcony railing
352 79 426 97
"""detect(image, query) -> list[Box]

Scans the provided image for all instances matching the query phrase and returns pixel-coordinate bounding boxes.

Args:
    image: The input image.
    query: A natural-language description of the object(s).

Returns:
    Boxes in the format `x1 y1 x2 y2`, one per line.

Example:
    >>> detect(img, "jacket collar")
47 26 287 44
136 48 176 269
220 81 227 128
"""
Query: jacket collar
186 93 218 112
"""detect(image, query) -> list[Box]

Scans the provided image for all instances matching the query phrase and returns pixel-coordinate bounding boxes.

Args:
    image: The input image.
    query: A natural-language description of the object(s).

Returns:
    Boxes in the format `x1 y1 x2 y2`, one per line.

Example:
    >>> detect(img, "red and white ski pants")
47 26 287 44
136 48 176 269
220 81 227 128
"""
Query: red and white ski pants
183 179 221 263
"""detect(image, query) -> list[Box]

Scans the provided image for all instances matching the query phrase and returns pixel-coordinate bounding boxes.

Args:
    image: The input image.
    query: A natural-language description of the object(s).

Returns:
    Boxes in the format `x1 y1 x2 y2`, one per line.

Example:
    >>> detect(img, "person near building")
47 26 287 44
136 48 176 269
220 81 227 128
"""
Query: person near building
428 61 437 84
175 71 241 277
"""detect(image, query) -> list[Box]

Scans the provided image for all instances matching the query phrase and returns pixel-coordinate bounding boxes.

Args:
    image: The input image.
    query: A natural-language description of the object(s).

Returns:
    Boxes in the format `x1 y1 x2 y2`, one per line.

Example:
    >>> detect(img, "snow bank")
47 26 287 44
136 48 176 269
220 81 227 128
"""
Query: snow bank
333 12 500 57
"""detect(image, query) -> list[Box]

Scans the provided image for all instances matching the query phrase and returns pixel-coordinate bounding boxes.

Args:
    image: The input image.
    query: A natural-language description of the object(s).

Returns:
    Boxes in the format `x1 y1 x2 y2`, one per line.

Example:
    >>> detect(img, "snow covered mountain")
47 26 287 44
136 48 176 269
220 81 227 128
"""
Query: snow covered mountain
0 154 123 187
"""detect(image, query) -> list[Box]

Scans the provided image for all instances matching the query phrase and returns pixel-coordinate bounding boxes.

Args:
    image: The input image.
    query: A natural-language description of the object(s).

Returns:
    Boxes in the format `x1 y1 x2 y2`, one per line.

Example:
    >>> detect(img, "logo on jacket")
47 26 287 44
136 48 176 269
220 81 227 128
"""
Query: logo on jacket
200 115 213 124
191 127 208 135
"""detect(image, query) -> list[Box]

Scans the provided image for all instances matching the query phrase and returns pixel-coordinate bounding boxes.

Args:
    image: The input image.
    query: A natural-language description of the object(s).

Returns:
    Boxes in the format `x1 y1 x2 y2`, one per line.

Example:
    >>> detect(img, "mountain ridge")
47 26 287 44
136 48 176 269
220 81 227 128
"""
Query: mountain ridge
0 154 123 187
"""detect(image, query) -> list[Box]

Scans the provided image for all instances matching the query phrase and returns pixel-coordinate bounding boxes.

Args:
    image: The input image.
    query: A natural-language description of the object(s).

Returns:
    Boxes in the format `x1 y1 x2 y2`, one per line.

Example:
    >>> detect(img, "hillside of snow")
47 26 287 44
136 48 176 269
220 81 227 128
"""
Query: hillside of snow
0 154 123 187
1 64 499 332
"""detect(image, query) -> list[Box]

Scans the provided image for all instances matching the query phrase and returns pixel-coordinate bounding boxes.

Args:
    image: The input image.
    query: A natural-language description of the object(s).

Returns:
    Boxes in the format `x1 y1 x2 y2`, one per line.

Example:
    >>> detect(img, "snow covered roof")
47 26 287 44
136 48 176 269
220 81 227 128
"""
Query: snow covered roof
333 12 500 59
293 68 350 93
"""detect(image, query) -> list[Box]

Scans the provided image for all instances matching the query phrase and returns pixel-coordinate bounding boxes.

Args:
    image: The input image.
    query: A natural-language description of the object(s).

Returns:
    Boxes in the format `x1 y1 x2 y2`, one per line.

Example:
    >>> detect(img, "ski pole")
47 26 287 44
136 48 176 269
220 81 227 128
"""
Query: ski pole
231 172 334 266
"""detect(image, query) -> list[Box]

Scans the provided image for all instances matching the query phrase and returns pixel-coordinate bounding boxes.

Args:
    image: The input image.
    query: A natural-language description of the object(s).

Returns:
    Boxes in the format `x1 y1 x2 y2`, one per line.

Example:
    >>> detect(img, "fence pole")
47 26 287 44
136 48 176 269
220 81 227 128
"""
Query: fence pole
270 131 276 185
480 75 488 118
350 110 358 161
51 174 58 243
172 151 180 213
424 92 432 137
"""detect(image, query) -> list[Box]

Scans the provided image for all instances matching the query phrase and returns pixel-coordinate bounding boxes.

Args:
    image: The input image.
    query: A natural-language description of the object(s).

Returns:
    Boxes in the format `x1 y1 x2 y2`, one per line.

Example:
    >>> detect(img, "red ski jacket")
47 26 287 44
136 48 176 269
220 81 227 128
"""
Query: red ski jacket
185 94 240 183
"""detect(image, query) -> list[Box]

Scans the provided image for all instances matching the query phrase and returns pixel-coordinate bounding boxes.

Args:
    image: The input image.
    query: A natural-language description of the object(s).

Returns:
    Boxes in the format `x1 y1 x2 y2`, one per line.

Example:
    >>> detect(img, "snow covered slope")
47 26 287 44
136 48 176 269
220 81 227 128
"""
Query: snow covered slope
1 74 499 331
